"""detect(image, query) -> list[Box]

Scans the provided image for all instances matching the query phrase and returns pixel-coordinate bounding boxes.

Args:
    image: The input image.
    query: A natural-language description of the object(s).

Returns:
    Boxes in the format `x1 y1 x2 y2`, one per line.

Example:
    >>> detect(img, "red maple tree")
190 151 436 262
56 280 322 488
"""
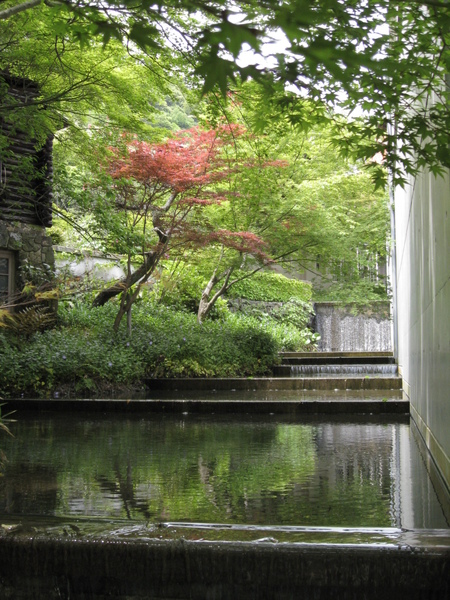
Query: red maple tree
92 124 278 329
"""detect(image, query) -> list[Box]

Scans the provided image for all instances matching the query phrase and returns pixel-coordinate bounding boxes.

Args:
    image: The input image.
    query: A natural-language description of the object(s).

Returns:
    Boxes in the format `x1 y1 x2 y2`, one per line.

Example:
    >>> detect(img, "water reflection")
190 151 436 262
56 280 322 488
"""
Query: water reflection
0 413 448 529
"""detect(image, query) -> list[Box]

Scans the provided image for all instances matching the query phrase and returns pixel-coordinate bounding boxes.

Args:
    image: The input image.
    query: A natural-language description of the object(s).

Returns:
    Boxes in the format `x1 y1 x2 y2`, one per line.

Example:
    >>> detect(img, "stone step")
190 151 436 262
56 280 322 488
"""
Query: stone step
276 351 400 385
7 392 409 415
280 351 394 363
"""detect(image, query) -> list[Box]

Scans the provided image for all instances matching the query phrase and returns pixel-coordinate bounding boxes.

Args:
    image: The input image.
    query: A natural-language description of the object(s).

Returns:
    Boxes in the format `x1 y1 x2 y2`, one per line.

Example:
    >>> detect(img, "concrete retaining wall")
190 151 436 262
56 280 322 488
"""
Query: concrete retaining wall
393 166 450 491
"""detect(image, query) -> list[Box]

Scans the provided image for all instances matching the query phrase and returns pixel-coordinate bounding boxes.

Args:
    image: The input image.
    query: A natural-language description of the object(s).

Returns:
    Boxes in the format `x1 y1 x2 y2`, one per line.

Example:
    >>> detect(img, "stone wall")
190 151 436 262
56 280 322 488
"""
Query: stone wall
314 302 392 352
0 221 55 289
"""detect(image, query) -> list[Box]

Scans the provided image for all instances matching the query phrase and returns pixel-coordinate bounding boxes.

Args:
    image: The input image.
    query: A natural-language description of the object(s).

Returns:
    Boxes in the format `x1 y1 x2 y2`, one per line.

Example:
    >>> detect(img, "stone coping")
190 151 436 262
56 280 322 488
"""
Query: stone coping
280 351 394 358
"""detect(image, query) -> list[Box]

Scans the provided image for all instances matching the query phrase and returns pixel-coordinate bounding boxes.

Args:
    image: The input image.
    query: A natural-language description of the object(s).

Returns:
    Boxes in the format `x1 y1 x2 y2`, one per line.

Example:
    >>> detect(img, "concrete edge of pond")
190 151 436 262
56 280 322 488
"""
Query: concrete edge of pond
4 397 410 414
0 531 448 599
147 376 404 391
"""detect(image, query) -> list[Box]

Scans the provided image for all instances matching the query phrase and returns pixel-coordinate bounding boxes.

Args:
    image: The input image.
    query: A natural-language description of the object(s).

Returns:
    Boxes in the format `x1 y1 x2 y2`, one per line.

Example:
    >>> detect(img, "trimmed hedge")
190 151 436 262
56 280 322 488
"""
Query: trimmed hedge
225 271 312 303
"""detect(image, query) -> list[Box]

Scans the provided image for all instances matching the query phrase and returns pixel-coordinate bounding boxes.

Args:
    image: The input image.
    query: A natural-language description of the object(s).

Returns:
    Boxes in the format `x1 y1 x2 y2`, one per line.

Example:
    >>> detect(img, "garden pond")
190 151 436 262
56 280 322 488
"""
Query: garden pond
0 411 448 543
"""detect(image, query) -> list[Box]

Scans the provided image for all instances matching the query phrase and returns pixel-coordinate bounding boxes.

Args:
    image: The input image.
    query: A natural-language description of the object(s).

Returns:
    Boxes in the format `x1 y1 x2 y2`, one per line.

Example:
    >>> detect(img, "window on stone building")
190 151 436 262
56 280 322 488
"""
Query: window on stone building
0 250 14 306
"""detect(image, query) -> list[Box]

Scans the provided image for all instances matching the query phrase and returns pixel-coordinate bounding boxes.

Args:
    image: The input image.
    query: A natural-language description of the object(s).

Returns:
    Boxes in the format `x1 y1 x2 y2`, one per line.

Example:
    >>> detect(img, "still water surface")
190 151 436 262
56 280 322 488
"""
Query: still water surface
0 412 448 529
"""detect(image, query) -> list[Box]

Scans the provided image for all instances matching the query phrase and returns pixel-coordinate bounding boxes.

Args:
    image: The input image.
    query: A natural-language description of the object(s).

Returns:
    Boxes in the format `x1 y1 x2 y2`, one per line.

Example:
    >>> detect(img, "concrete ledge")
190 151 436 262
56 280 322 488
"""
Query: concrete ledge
278 357 397 365
5 397 410 415
0 534 448 599
147 376 403 391
280 352 394 358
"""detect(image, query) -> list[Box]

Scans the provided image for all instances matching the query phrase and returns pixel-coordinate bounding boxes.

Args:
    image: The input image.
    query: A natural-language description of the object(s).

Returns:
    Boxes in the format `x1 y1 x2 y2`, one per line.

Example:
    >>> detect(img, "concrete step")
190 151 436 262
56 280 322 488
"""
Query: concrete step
274 352 401 392
280 356 396 365
281 351 394 357
145 376 403 392
7 391 408 415
279 351 395 364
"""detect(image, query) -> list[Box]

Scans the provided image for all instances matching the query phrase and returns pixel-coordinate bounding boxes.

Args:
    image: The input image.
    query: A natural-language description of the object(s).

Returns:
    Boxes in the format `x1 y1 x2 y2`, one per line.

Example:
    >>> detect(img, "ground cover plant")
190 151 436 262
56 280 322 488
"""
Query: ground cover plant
0 284 315 398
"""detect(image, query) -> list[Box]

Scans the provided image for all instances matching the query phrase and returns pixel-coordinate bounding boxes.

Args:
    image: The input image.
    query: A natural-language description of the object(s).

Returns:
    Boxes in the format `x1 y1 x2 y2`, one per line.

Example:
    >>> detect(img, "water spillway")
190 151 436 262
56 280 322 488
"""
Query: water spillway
289 363 398 376
273 351 402 389
314 302 392 352
0 531 449 600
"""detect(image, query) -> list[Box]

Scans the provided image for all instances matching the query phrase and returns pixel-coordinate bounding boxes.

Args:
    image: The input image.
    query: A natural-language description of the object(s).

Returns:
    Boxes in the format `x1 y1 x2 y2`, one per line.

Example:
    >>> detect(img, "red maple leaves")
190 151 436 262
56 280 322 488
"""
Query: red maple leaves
105 124 285 261
108 125 245 194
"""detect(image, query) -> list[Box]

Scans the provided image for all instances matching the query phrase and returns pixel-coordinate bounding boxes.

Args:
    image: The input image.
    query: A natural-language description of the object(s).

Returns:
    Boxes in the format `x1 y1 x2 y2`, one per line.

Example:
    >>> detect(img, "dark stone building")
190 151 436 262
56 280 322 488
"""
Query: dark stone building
0 73 55 307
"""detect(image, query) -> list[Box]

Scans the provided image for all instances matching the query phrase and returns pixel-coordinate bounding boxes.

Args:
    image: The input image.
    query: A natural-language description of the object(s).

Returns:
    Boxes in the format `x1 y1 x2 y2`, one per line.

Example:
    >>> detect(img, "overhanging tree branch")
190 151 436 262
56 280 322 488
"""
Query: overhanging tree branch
0 0 43 20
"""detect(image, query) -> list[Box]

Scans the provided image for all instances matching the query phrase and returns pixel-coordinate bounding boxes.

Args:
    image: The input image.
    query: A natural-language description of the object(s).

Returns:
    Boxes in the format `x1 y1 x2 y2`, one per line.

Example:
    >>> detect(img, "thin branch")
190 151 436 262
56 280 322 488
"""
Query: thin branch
0 0 42 20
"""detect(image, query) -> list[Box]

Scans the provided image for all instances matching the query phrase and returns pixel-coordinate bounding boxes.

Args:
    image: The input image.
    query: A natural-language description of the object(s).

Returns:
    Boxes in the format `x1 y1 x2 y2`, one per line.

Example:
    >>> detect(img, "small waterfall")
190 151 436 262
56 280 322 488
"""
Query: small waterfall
314 302 392 352
290 364 398 377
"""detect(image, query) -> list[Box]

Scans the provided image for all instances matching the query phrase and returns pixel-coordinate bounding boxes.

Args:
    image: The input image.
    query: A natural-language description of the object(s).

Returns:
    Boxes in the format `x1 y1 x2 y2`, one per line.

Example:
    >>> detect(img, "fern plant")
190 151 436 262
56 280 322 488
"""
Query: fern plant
0 306 56 338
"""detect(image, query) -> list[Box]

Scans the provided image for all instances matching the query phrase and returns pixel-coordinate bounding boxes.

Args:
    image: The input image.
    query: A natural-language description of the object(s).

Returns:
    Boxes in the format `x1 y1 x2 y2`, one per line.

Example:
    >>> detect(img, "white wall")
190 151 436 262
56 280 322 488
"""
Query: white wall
393 167 450 490
54 246 126 281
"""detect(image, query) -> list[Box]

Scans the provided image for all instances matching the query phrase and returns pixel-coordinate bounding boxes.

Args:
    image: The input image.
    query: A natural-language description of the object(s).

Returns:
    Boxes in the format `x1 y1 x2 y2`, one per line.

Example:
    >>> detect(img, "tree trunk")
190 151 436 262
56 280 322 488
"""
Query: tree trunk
92 250 160 308
92 192 177 311
126 303 132 336
197 267 233 324
197 273 218 325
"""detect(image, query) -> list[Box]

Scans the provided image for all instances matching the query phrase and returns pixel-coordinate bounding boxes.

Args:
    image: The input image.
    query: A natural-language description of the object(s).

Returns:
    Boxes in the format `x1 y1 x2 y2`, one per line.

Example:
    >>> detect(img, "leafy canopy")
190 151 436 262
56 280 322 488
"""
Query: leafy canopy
1 0 448 185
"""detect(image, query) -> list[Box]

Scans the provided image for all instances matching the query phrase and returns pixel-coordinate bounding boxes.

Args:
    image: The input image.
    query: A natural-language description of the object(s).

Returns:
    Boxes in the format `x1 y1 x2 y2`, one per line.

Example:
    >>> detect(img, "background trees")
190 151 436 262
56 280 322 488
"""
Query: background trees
49 81 389 328
153 85 390 320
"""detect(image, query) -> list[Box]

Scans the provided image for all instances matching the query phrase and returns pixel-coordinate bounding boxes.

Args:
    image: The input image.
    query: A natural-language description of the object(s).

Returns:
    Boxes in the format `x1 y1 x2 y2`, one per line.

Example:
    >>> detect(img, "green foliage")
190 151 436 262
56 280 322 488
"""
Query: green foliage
313 278 390 306
154 262 314 339
156 261 311 304
227 271 312 303
0 305 56 338
229 299 319 351
0 297 289 397
0 286 320 397
152 93 197 131
1 0 448 188
0 2 175 214
195 91 390 306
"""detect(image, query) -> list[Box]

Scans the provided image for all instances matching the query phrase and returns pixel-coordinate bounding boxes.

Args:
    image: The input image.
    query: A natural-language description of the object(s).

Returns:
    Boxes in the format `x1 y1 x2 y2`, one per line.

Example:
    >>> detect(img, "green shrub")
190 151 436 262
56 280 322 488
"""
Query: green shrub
155 262 311 310
0 280 320 398
0 298 283 397
226 271 312 303
231 299 319 352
